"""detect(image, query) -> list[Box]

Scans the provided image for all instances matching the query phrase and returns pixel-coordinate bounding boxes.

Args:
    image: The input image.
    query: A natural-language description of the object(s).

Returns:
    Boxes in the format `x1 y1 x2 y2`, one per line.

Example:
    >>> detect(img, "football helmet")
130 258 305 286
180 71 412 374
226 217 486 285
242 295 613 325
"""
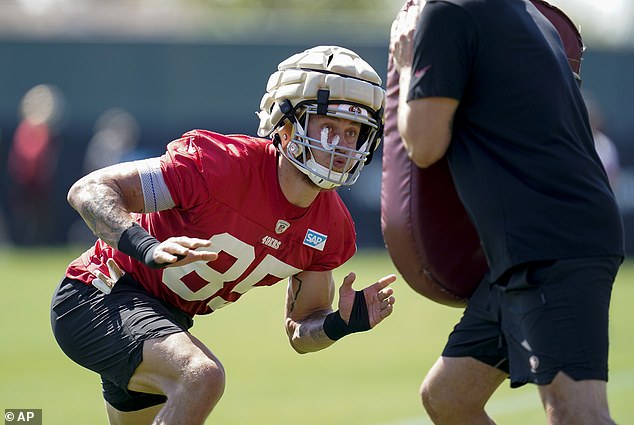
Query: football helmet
257 45 385 189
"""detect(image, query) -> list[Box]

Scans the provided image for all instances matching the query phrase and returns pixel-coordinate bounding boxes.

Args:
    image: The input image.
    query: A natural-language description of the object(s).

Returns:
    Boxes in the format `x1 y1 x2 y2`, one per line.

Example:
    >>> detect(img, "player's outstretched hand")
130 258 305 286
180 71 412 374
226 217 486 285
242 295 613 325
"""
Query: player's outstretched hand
337 273 397 328
153 236 218 268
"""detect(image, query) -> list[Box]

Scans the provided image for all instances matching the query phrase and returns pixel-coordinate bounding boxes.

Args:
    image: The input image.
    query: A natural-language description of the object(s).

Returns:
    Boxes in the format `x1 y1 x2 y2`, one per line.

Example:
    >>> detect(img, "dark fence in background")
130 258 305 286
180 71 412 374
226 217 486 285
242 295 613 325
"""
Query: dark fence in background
0 40 632 252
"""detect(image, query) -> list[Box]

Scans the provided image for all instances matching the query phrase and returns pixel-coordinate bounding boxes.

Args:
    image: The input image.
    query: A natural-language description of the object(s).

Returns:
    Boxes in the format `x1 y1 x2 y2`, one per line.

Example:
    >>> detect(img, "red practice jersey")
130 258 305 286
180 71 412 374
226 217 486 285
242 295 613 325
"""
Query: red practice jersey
67 130 357 316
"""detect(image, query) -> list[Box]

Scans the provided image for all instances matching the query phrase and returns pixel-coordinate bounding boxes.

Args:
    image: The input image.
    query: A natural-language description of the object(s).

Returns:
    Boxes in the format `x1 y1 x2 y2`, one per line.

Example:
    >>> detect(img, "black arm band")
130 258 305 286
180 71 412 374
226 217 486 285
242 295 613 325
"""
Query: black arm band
323 291 371 341
117 223 163 268
323 311 349 341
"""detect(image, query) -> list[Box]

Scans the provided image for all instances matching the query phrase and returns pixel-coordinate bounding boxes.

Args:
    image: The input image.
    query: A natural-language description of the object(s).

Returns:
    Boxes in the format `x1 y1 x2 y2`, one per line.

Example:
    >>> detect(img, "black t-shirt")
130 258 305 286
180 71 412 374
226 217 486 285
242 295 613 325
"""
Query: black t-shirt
408 0 624 280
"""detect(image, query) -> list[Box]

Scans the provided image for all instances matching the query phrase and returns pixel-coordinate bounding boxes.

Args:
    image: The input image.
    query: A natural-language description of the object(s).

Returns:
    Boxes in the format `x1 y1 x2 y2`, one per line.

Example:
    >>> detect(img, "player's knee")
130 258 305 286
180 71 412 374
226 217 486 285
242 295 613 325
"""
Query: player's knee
420 375 446 419
420 375 466 421
181 356 226 404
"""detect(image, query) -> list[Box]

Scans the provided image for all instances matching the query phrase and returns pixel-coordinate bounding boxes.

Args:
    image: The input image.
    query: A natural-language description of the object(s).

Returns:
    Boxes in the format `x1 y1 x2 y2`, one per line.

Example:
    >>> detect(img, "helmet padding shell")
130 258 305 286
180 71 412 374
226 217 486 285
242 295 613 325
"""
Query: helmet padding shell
257 45 385 189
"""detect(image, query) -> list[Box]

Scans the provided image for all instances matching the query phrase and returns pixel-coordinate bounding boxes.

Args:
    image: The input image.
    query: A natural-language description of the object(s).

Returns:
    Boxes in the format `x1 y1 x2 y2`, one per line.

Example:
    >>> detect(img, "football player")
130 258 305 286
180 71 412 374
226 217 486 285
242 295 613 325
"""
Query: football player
51 45 395 425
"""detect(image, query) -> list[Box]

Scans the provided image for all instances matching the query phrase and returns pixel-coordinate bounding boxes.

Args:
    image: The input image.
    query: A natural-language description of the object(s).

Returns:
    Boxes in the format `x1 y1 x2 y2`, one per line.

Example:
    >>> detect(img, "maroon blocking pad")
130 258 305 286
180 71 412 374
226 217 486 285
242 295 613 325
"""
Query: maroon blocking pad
381 56 485 307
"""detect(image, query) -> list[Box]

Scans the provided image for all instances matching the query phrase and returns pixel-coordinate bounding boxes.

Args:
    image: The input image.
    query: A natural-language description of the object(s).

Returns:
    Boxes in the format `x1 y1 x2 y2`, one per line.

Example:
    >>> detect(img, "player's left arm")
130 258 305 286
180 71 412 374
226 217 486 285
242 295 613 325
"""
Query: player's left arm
284 270 396 354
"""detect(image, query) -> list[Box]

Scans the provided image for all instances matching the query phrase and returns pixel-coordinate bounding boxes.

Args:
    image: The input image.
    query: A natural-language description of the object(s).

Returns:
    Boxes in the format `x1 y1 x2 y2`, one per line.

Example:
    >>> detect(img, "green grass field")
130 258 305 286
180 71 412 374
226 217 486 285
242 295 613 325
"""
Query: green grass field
1 247 632 425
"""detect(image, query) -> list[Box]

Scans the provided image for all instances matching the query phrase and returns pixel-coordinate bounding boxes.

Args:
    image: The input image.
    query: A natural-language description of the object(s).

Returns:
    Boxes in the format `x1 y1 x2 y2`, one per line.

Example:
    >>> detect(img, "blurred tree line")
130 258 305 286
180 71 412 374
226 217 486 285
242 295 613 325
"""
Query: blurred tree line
170 0 403 44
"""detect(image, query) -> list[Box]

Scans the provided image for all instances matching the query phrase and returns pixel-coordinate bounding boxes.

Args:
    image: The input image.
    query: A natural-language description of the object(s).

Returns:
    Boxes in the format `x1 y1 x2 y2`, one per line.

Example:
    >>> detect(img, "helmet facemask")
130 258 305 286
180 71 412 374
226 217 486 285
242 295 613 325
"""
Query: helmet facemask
281 100 381 189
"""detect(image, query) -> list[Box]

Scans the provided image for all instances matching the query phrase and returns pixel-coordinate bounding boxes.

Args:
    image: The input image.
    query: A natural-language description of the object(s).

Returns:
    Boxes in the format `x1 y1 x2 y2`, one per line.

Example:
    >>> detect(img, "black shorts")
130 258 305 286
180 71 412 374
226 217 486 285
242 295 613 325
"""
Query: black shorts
442 256 622 388
50 274 194 411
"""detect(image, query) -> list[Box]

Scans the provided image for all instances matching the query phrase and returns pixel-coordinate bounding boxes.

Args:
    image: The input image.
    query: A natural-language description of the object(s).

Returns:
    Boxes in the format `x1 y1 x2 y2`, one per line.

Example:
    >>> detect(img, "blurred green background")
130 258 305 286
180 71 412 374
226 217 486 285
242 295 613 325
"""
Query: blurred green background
1 248 632 424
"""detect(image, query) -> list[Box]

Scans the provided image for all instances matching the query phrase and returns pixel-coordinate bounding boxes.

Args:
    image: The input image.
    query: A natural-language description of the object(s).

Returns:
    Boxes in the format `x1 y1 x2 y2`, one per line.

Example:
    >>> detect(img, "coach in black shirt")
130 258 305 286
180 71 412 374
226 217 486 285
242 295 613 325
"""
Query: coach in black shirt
393 0 624 424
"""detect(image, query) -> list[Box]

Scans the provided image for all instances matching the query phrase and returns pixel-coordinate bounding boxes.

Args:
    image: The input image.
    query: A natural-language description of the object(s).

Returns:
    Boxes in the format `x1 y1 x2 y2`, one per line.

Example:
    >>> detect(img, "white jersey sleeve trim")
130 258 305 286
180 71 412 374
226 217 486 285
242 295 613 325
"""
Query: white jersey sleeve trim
135 158 175 212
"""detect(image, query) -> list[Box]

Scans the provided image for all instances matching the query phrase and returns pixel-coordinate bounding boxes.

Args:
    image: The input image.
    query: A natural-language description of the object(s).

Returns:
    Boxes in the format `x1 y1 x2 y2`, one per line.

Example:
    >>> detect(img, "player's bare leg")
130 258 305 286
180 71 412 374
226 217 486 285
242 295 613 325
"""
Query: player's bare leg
107 332 225 425
538 372 614 425
105 403 163 425
421 356 506 425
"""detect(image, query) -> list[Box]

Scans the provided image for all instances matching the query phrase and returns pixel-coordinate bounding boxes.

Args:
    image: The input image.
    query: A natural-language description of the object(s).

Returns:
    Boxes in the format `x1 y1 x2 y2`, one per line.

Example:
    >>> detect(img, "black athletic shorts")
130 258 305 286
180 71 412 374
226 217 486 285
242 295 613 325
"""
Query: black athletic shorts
50 274 194 411
442 256 622 388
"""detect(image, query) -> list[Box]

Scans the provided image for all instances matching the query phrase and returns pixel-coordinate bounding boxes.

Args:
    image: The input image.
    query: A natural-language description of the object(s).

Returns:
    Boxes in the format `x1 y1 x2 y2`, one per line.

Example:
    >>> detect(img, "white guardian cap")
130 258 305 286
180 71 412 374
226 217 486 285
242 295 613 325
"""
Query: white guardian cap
257 46 385 189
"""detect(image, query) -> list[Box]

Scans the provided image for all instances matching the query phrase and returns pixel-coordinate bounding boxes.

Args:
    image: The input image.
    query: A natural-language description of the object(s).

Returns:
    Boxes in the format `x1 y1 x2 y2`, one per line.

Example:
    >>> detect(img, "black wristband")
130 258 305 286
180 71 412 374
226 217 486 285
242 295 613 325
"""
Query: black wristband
323 311 349 341
117 223 163 268
323 291 371 341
